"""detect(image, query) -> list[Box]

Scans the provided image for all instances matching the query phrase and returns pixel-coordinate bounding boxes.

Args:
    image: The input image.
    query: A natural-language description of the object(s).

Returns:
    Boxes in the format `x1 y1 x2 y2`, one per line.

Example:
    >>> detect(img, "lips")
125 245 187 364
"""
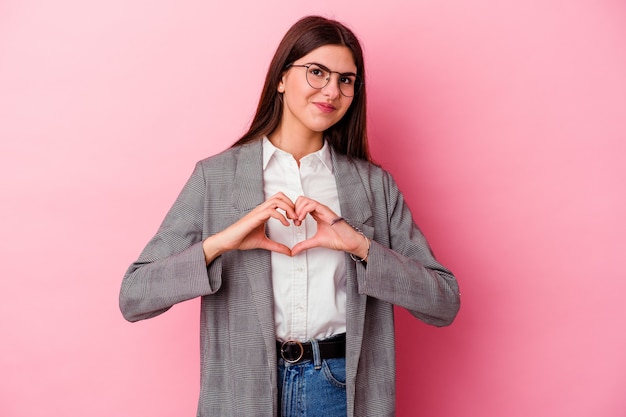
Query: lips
314 102 336 113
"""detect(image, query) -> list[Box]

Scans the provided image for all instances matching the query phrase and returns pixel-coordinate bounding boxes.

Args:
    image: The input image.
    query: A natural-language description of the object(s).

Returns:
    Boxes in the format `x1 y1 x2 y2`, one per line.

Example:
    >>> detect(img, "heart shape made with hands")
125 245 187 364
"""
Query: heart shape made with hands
266 212 356 258
230 193 360 259
265 213 323 256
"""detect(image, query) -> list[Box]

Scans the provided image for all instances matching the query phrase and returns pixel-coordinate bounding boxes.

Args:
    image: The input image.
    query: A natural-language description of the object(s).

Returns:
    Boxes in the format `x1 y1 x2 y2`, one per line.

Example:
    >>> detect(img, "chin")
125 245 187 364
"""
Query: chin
308 120 340 133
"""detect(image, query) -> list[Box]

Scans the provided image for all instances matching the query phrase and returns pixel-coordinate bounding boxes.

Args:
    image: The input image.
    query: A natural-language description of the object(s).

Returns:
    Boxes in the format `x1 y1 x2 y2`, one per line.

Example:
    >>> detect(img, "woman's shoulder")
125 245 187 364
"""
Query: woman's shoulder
196 141 261 169
334 152 392 181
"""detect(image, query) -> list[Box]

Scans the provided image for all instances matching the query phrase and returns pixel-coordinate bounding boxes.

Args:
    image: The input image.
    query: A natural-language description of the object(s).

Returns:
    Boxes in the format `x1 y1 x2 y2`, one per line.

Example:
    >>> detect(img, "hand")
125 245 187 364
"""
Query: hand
202 192 297 263
290 196 369 259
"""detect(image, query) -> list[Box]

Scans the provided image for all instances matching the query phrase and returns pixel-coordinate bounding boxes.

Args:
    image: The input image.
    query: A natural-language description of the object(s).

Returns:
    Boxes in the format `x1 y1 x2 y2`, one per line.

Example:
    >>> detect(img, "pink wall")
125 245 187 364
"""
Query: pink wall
2 1 625 416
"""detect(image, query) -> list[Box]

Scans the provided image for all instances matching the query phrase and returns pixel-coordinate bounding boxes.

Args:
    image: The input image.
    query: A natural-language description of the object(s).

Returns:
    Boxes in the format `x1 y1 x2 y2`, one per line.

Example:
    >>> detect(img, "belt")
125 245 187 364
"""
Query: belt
277 333 346 364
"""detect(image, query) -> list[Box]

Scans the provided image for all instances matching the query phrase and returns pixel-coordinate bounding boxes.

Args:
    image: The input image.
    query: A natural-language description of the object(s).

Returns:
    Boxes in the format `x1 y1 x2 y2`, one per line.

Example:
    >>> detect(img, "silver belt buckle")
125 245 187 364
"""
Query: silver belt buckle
280 340 304 363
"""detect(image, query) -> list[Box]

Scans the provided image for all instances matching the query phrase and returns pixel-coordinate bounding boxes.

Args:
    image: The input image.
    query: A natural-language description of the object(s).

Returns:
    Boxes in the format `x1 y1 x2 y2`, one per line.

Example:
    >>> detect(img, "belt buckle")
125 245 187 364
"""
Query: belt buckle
280 340 304 363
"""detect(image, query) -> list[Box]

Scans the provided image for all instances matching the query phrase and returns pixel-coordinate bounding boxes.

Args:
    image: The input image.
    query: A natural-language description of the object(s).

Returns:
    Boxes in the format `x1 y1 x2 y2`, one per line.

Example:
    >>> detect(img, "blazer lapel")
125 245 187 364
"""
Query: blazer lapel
232 140 265 212
231 141 278 364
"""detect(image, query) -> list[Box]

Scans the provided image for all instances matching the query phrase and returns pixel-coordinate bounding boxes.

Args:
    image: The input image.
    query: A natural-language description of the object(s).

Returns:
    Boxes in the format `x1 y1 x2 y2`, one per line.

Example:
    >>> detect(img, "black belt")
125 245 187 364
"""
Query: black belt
277 333 346 364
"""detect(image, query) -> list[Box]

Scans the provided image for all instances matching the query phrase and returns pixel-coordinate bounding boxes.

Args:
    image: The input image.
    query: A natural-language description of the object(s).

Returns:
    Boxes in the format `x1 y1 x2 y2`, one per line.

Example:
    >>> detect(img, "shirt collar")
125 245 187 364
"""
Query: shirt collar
262 137 333 173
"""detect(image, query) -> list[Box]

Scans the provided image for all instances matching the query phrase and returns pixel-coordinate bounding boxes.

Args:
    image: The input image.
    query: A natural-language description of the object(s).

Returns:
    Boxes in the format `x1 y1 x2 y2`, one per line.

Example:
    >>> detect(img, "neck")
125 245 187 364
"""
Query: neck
268 126 324 163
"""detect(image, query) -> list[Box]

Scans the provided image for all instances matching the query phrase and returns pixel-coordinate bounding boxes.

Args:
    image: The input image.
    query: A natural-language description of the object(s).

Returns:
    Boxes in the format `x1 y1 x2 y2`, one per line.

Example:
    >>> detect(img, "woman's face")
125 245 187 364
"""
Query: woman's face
277 45 357 138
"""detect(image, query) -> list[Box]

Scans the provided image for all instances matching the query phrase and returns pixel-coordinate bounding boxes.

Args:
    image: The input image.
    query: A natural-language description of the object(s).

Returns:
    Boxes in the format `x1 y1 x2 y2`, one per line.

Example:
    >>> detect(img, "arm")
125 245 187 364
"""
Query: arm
356 171 460 327
119 162 218 322
288 178 459 327
120 161 298 322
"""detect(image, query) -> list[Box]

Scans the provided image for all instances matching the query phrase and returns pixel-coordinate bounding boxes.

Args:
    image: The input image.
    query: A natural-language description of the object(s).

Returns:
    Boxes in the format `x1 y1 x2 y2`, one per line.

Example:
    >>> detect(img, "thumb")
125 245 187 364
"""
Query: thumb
290 237 318 257
260 238 293 257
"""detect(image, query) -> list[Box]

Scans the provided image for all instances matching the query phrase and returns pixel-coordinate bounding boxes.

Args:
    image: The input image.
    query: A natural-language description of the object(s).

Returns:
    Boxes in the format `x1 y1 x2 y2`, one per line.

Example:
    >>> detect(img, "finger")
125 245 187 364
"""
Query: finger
271 191 294 204
267 197 298 222
294 195 314 210
260 238 292 257
294 196 337 223
264 208 292 227
290 237 319 257
248 198 296 227
269 192 296 210
294 200 317 222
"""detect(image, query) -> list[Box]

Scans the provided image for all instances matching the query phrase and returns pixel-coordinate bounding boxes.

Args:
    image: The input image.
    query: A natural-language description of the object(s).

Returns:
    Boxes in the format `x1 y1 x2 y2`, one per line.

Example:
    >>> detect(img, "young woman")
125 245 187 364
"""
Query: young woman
120 15 460 417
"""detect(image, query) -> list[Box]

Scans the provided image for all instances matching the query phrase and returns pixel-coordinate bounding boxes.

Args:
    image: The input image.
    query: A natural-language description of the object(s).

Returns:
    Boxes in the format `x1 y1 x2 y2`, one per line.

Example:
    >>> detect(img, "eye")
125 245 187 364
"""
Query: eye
308 65 328 79
340 76 355 85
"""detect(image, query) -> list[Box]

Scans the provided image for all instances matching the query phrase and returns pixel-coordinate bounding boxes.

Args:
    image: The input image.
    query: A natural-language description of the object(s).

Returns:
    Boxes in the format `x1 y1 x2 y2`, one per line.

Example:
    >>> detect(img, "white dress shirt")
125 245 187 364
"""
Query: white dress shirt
262 137 347 342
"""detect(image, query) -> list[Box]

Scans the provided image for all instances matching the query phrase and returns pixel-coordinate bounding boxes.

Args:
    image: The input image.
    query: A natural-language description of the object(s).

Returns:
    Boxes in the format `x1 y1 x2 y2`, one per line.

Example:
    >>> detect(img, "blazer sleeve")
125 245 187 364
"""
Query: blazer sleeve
355 170 460 327
119 161 223 322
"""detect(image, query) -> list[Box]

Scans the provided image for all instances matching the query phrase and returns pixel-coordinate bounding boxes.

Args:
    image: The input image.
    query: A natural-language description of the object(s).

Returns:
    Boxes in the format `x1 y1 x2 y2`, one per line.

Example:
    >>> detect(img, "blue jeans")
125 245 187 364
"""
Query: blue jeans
278 339 347 417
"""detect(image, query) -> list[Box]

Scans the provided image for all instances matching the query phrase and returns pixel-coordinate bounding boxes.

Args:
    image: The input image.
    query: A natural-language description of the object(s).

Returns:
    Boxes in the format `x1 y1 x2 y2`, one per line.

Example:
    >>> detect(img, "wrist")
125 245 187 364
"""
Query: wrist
330 217 370 263
350 234 370 263
202 233 227 265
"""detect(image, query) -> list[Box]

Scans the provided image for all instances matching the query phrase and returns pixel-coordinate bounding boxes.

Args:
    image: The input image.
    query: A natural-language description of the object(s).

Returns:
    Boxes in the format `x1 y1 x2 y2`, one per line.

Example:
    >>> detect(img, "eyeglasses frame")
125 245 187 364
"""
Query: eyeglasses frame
285 62 362 97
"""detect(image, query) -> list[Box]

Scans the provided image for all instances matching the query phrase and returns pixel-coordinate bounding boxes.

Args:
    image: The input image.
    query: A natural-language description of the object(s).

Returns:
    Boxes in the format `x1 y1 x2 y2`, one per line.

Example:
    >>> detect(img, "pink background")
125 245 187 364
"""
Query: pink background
2 1 625 416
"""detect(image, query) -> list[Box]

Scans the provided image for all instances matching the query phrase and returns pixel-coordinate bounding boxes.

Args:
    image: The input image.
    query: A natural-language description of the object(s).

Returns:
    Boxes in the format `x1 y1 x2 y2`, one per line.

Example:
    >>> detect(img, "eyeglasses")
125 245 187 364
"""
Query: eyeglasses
287 62 361 97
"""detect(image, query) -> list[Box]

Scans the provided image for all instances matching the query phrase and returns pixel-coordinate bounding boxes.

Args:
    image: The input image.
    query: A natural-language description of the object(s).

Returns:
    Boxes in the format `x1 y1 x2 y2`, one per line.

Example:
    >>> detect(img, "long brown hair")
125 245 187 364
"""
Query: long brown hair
232 15 370 161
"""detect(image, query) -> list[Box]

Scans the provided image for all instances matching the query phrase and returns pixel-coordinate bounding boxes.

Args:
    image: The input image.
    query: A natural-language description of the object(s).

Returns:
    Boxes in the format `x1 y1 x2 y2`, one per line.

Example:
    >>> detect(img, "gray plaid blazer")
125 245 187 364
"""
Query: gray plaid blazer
120 140 460 417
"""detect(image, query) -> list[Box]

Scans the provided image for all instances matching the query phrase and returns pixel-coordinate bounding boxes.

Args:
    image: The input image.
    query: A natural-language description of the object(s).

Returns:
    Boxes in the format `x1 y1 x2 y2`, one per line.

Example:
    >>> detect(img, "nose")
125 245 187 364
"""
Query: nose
321 74 342 99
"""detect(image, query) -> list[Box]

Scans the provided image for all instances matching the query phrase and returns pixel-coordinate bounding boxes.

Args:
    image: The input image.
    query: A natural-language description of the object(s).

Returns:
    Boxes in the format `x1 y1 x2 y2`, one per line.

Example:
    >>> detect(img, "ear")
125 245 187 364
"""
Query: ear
277 70 289 93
